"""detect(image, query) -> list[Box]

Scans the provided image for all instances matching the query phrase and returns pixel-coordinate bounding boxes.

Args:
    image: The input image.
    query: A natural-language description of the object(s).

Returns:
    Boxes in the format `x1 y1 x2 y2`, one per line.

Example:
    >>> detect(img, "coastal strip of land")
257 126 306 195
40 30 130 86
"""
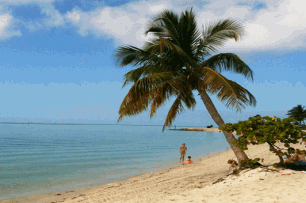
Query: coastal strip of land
169 127 222 132
4 139 306 203
170 128 306 134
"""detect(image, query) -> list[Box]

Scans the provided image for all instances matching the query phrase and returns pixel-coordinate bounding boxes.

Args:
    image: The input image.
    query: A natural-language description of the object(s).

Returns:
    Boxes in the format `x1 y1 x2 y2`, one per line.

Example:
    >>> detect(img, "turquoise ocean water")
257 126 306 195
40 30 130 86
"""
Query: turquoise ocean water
0 123 230 200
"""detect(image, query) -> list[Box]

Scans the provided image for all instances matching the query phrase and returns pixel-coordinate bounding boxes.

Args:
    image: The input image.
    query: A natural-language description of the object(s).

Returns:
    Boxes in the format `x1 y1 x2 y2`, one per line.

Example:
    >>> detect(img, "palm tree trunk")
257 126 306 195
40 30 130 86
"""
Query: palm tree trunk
197 88 249 164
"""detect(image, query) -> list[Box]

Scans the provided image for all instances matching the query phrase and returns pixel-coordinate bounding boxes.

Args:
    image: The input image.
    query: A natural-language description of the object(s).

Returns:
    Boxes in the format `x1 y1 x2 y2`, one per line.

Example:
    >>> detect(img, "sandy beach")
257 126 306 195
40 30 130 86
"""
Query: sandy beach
3 129 306 203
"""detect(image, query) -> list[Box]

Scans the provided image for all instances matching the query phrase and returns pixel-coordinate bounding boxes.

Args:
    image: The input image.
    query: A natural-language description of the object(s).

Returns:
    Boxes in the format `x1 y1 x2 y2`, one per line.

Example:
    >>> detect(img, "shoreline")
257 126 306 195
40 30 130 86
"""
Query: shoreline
3 129 306 203
1 149 230 203
6 141 306 203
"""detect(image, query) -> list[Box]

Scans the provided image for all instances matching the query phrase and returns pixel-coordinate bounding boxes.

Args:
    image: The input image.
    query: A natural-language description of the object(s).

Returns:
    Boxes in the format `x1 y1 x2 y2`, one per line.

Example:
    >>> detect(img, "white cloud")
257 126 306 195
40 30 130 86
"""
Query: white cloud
64 4 156 47
0 13 11 32
221 0 306 51
61 0 306 50
0 0 63 32
66 10 81 23
0 13 21 39
1 0 306 51
148 4 169 14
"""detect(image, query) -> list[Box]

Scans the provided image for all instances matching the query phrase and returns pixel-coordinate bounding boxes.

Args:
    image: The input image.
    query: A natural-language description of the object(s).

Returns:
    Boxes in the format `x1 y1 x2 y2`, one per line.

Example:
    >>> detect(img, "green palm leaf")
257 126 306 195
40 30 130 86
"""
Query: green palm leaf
123 65 171 87
162 91 196 131
150 75 190 117
145 10 180 44
199 66 256 111
177 8 202 60
196 19 244 57
115 45 154 67
199 53 254 81
119 72 176 121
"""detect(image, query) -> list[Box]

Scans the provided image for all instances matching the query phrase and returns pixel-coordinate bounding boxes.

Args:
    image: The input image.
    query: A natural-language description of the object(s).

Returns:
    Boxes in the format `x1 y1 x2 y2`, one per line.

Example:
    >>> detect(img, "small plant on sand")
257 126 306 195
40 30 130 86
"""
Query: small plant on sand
239 158 263 169
219 116 306 168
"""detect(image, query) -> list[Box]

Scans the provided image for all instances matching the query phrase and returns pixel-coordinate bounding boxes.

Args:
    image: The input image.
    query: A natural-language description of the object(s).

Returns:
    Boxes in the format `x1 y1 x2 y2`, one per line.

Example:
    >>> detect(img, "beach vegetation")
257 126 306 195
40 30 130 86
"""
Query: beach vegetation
248 114 261 120
115 8 257 164
239 157 263 169
220 116 306 168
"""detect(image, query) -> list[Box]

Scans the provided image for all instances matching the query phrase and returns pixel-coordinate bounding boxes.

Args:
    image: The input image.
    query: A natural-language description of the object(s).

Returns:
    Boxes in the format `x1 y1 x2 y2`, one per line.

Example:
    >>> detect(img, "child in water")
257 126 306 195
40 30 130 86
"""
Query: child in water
184 156 193 164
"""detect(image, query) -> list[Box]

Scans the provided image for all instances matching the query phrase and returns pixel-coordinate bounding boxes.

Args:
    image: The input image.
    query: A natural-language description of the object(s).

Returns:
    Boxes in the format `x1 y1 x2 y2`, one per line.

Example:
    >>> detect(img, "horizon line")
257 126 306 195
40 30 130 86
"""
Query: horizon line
0 122 209 127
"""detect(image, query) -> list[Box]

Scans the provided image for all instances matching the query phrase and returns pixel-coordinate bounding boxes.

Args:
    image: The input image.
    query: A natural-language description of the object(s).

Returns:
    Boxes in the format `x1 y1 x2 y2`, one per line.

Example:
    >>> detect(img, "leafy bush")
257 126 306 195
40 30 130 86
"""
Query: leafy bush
219 116 306 167
240 158 262 169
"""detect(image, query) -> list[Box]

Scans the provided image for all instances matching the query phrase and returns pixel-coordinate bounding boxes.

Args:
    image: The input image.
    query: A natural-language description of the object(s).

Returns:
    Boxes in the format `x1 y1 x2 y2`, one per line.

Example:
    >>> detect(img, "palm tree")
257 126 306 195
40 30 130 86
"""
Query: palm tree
287 105 306 125
115 8 256 163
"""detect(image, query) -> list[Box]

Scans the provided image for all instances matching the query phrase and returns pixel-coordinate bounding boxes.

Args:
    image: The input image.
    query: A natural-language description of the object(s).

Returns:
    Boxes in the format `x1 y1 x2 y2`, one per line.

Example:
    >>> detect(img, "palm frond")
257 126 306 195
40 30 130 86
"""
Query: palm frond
162 38 195 64
143 40 166 57
177 7 202 60
150 83 175 118
199 53 254 81
115 45 153 67
145 10 179 41
150 75 191 117
196 19 244 57
162 95 184 131
118 72 175 121
145 8 201 66
143 37 193 65
199 66 256 112
118 85 154 122
123 65 172 87
162 90 196 131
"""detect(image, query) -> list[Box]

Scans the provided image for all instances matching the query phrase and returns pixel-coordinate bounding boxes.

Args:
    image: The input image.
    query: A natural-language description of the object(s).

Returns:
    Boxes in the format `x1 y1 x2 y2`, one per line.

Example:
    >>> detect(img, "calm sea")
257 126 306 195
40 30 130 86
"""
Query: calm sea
0 123 230 200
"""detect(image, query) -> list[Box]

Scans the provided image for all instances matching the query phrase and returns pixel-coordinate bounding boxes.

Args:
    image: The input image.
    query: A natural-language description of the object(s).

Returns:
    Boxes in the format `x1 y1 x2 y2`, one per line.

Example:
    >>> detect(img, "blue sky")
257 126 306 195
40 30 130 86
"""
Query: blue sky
0 0 305 127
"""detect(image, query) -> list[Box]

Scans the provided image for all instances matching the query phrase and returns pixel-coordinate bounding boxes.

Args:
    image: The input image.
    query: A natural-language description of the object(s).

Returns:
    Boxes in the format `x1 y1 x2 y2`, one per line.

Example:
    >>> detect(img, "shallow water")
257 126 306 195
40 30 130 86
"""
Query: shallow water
0 123 230 200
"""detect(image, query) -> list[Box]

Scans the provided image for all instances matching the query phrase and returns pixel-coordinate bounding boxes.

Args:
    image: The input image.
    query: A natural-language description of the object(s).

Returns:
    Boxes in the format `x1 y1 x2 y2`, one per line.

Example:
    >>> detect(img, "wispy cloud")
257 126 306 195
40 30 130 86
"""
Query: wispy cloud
39 3 64 27
0 0 53 4
0 0 62 33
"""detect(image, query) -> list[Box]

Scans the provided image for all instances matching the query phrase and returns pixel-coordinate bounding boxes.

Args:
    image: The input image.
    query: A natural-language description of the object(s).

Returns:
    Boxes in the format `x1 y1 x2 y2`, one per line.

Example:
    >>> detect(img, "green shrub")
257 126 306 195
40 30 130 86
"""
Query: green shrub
240 158 262 168
219 116 306 167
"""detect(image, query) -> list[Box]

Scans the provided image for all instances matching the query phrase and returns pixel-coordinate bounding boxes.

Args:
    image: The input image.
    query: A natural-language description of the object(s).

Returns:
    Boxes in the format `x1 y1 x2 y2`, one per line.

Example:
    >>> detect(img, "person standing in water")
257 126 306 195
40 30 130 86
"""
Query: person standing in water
179 143 187 161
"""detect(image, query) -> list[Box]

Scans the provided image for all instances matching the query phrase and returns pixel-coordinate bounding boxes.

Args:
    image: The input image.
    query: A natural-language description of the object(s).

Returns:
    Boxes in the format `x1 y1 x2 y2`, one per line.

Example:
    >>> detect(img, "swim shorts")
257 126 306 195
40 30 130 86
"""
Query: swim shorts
296 161 306 165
